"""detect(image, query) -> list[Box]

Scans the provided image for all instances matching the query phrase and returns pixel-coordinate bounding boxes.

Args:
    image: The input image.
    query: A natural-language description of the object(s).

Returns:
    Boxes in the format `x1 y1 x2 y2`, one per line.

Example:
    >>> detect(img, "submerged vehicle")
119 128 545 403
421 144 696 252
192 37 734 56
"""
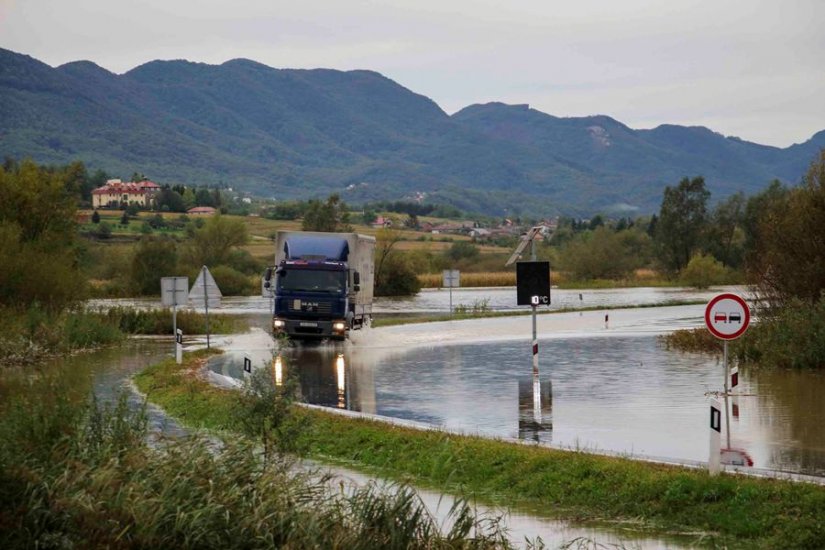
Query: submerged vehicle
264 231 375 341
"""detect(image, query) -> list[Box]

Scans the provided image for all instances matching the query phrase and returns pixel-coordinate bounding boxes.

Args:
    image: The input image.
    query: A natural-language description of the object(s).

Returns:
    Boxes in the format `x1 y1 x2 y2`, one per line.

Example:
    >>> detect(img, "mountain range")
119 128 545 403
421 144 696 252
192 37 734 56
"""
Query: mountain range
1 47 823 216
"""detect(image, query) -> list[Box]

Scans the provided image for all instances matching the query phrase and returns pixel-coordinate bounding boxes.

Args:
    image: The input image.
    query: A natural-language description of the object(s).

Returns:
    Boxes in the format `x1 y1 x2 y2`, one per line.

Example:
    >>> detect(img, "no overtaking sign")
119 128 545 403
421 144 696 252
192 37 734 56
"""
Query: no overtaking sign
705 293 750 340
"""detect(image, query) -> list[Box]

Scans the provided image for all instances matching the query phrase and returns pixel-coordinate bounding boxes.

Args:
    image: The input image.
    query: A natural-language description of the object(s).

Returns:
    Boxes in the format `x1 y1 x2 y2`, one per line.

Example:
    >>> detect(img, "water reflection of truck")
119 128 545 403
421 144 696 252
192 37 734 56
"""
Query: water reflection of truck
264 231 375 341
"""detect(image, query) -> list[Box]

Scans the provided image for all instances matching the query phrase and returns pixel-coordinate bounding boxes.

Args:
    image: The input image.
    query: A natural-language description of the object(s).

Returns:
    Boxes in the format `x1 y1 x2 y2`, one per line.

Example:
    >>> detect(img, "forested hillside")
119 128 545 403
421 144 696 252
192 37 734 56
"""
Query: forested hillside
2 48 823 215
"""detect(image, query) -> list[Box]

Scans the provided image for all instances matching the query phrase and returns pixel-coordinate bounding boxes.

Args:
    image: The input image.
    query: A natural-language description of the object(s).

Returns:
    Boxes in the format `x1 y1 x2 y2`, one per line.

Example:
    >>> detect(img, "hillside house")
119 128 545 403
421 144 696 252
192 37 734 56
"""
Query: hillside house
371 216 393 229
91 179 161 209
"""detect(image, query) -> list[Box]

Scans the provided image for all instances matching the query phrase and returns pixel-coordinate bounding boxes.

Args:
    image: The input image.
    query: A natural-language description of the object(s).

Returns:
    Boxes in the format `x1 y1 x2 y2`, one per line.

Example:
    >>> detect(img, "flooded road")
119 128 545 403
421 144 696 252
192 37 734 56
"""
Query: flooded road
72 287 825 546
210 305 825 478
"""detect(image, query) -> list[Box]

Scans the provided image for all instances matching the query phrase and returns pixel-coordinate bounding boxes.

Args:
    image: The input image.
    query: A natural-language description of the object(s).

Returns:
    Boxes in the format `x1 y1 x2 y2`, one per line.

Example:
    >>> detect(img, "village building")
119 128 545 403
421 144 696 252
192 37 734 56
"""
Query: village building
91 179 161 209
371 215 393 229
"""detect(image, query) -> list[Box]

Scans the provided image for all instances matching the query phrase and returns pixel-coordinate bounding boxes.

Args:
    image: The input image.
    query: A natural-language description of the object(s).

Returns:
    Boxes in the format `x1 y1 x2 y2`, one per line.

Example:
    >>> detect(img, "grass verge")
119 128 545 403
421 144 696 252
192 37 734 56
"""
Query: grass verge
135 351 825 548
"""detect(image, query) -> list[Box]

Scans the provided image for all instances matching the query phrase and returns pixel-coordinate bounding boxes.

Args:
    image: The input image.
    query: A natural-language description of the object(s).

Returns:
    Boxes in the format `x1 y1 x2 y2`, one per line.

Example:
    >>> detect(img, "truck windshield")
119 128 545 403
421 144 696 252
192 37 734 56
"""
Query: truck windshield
279 269 345 293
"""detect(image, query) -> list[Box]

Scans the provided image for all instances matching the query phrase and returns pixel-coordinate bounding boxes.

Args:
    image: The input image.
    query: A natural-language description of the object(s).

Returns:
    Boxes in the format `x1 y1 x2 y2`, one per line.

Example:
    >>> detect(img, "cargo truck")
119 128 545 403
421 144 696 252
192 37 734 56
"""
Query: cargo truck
264 231 375 341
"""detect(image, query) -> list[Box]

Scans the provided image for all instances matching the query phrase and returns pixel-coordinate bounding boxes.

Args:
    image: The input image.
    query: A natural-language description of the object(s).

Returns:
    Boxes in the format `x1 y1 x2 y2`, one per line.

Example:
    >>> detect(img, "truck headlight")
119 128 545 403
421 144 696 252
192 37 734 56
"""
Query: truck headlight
333 321 346 331
274 319 285 329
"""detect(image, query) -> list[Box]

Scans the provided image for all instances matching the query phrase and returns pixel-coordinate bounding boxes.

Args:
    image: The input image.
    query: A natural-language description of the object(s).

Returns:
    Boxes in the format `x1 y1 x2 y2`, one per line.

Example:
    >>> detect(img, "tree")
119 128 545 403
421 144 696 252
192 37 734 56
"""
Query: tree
0 160 87 309
444 241 479 263
750 150 825 306
373 227 420 296
375 253 421 296
195 187 215 207
558 226 650 280
130 237 178 295
654 176 710 274
183 214 248 268
705 193 745 268
361 209 378 226
302 194 352 232
154 188 186 212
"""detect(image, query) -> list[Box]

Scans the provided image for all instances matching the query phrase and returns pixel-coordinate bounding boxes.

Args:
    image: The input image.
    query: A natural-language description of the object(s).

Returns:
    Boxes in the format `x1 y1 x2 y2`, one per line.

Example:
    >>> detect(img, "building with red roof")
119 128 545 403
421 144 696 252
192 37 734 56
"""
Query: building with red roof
91 179 161 209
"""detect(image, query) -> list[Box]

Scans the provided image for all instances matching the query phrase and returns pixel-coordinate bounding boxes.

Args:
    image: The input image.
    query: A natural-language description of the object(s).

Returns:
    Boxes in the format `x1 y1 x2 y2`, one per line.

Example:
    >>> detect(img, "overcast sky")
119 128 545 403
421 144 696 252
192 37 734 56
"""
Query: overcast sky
2 0 823 147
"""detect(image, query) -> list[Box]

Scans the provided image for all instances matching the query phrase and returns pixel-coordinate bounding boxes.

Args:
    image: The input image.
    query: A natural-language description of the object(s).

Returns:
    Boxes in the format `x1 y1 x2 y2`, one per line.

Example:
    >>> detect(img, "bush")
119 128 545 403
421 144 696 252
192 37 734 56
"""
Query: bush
679 253 730 288
210 265 256 296
227 248 264 275
738 296 825 369
130 237 178 295
375 254 421 296
96 221 112 239
444 241 479 263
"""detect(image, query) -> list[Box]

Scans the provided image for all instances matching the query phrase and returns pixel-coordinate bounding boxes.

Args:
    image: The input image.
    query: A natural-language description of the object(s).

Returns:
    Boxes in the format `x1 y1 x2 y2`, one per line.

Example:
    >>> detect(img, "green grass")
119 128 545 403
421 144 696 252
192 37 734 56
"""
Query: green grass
135 351 825 548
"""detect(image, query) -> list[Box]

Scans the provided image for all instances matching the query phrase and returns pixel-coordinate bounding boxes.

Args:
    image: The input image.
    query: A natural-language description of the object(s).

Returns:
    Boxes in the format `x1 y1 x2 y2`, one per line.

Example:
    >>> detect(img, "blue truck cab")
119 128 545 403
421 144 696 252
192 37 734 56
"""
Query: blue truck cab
265 232 375 341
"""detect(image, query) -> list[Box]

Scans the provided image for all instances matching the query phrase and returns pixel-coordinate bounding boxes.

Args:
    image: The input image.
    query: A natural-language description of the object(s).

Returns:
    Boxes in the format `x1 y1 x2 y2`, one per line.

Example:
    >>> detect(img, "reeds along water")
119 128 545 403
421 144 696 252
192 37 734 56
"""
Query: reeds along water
0 364 512 549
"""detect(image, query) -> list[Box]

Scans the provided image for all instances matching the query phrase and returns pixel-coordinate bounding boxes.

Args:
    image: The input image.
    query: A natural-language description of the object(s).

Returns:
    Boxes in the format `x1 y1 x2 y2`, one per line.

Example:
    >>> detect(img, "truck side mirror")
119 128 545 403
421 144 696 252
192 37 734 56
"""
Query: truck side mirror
353 271 360 292
264 267 273 282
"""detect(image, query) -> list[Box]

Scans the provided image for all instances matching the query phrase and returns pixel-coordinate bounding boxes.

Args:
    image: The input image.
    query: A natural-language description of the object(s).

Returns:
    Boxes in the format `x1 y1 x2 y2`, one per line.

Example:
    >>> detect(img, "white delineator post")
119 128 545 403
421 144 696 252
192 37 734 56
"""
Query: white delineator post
175 329 183 365
531 295 539 376
709 398 722 475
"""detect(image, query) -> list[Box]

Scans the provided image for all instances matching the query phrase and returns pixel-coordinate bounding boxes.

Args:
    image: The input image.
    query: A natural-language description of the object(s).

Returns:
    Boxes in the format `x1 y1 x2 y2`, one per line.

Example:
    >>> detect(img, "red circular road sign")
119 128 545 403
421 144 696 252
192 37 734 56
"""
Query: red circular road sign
705 293 750 340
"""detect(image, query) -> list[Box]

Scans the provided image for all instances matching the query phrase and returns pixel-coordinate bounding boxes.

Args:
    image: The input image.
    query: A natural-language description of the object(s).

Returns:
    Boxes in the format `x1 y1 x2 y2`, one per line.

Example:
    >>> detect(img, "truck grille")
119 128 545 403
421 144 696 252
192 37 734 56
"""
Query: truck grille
288 300 332 314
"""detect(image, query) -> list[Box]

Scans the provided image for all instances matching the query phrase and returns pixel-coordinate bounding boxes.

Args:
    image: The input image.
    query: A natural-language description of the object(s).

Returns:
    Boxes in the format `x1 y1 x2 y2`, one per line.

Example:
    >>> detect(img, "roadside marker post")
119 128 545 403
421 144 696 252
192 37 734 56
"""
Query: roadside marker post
709 398 722 475
704 293 751 470
243 354 252 375
175 329 183 364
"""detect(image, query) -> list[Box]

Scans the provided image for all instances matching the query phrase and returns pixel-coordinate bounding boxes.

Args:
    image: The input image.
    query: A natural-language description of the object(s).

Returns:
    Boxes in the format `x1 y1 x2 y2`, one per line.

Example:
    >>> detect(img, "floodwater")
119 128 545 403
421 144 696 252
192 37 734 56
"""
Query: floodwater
88 284 746 316
209 305 825 479
16 336 687 547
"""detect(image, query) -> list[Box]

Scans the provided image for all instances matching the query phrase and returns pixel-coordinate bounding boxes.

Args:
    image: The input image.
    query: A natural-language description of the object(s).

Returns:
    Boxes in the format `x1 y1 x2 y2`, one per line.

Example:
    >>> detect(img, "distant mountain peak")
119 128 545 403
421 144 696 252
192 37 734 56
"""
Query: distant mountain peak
1 47 823 216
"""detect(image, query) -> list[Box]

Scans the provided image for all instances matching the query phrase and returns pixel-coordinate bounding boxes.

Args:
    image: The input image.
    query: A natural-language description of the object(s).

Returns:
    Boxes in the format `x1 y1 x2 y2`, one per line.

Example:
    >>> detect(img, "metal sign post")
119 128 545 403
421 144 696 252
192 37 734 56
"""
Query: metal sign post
161 276 189 357
704 293 751 471
442 269 460 315
189 266 222 349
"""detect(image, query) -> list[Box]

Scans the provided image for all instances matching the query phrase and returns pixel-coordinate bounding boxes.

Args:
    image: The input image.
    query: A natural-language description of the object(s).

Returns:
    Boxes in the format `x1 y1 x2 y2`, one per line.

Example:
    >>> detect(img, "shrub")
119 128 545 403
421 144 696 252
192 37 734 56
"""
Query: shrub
130 237 178 295
739 296 825 369
375 253 421 296
95 221 112 239
210 265 256 296
679 253 730 288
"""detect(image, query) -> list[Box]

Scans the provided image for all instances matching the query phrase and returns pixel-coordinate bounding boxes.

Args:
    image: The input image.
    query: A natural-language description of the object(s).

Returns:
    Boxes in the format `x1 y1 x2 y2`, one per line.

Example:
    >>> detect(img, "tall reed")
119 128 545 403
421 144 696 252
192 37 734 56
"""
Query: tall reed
0 355 510 549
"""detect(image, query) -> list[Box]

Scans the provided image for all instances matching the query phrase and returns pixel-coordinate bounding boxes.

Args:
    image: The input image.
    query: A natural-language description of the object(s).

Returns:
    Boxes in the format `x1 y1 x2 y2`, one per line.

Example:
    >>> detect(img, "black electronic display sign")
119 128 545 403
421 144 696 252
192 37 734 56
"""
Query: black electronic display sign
516 261 550 306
